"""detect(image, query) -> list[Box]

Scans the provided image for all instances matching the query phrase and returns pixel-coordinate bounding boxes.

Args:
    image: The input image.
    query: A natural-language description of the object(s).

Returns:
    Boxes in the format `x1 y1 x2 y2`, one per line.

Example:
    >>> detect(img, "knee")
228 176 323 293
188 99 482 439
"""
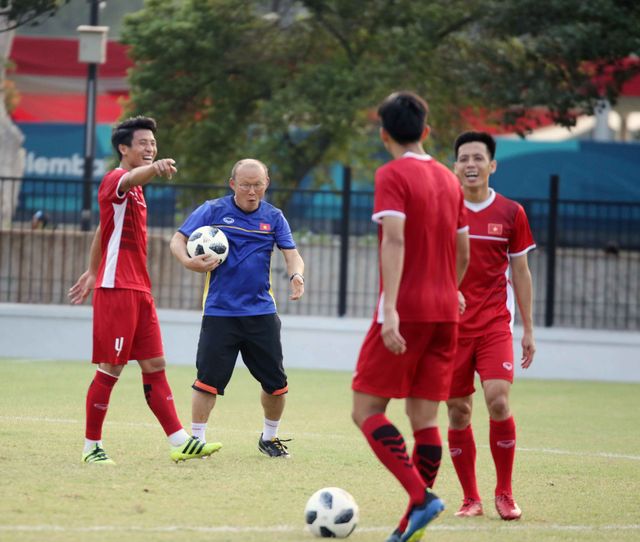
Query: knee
351 408 369 429
487 395 510 420
142 357 167 372
352 405 384 429
447 400 472 428
351 410 360 428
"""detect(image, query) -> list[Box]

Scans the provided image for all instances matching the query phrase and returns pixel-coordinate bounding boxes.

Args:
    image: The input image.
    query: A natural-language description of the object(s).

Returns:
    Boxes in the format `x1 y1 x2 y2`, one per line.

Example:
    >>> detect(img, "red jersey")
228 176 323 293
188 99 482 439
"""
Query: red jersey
371 152 468 323
459 189 535 337
95 168 152 293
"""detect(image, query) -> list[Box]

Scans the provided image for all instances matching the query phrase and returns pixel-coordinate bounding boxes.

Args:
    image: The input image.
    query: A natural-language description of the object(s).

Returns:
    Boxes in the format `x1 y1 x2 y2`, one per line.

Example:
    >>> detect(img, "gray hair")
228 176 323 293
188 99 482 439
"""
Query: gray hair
230 158 269 180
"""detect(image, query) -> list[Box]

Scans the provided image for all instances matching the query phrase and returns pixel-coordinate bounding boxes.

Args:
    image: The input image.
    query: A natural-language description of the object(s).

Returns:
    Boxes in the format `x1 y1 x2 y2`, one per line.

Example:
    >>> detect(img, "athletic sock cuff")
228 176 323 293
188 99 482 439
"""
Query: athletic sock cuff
490 416 516 439
142 369 166 383
413 426 441 445
94 370 118 387
361 412 389 433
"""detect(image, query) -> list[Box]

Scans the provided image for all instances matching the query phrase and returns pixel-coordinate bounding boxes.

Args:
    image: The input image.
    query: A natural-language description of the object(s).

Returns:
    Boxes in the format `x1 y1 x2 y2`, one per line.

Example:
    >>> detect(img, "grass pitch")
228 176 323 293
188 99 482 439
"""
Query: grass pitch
0 359 638 542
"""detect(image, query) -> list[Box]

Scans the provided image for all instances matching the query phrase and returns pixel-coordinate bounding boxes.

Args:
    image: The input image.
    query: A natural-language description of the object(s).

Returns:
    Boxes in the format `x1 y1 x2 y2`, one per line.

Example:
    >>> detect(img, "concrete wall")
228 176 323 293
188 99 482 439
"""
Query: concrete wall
1 303 639 383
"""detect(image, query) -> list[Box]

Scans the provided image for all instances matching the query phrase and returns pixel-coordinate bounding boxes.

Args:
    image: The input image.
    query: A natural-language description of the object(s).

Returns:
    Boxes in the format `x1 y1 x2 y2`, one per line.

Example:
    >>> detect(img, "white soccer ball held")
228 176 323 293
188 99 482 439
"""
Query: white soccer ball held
186 225 229 264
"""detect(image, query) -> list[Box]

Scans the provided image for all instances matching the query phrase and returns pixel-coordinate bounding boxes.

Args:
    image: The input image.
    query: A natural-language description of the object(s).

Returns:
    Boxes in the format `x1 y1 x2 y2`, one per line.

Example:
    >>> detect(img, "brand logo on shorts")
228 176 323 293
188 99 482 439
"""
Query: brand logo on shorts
502 362 513 371
497 440 516 449
450 448 462 457
114 337 124 356
223 216 234 224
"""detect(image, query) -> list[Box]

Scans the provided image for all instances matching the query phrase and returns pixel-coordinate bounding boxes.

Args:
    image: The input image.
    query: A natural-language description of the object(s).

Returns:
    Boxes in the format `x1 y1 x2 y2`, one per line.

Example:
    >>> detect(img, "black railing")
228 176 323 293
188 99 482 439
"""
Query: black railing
1 174 639 329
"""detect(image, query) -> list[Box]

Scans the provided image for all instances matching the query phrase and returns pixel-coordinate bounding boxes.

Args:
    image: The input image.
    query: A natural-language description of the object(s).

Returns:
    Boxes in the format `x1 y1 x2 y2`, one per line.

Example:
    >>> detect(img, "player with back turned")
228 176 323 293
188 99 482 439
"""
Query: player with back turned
447 131 536 520
69 116 221 464
351 92 470 542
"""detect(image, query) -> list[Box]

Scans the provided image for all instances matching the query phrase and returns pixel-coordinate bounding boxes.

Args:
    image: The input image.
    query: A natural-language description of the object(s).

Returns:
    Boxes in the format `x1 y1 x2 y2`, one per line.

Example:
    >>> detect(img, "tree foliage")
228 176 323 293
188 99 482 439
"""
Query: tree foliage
0 0 69 32
121 0 640 187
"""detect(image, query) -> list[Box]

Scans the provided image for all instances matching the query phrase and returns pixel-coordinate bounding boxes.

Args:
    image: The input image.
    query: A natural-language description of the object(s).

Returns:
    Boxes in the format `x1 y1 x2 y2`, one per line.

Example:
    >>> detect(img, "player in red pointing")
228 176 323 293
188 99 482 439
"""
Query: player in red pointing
447 131 536 520
69 116 221 464
352 92 470 542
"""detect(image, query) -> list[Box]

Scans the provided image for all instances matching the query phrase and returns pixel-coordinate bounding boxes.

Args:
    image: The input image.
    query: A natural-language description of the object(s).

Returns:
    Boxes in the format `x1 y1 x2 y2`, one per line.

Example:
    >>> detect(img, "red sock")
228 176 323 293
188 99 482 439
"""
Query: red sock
412 426 442 488
361 413 426 505
142 370 183 436
85 370 118 440
448 424 481 501
490 416 516 496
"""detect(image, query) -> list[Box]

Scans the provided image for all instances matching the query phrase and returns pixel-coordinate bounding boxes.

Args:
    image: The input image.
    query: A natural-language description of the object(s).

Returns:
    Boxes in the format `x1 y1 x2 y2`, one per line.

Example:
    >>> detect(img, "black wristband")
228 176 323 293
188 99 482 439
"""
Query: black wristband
289 272 304 283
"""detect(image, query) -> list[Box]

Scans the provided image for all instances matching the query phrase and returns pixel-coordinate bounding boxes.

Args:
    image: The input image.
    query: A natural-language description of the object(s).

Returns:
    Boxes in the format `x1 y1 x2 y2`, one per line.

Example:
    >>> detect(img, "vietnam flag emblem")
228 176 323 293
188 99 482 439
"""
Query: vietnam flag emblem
259 223 271 231
488 223 503 235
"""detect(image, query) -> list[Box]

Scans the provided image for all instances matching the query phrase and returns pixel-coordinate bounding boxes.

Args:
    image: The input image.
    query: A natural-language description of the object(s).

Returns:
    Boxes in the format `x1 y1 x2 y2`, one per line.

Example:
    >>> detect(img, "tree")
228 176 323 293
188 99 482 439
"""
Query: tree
0 0 69 227
121 0 640 188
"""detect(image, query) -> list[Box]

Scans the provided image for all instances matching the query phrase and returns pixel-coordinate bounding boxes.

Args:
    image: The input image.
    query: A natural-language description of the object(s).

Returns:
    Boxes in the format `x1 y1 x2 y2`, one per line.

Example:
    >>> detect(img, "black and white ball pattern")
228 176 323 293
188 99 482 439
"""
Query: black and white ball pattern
186 225 229 263
304 487 359 538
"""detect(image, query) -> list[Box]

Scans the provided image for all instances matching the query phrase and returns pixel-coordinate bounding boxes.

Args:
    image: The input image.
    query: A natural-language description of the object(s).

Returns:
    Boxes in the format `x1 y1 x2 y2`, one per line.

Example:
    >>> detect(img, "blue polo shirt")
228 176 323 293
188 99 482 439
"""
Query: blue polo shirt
178 195 296 316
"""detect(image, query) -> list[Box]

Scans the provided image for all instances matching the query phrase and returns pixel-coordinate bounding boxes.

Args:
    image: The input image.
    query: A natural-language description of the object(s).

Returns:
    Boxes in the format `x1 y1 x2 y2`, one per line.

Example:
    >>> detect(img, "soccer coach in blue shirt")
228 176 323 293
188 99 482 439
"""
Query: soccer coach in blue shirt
170 158 305 458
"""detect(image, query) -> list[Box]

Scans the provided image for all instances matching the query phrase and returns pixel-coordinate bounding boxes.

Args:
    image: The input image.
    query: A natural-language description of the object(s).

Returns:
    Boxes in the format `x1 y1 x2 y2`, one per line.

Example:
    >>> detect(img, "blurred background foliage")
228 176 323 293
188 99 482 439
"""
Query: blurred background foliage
120 0 640 187
7 0 638 187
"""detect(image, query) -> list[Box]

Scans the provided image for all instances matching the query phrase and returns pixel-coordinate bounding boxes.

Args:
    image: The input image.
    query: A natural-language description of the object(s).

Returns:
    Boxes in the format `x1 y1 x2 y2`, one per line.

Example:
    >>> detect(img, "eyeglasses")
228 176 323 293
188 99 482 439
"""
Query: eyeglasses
237 183 266 192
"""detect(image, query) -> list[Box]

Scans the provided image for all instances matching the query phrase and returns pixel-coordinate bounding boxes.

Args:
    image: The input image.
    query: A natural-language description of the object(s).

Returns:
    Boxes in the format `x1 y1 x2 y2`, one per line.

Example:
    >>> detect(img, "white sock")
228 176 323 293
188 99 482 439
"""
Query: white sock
262 418 280 441
84 439 102 453
168 429 191 447
191 422 207 442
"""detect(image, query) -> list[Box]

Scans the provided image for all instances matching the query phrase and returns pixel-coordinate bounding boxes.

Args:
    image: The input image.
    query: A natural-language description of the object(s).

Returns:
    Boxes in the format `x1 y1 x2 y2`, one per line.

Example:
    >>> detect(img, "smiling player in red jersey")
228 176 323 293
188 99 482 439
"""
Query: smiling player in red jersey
447 131 536 521
69 116 221 464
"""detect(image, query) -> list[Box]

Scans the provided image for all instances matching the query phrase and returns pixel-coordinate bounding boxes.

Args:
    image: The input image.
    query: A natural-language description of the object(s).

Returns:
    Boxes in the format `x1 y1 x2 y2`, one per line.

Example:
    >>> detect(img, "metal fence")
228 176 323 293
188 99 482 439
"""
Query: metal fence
1 174 639 329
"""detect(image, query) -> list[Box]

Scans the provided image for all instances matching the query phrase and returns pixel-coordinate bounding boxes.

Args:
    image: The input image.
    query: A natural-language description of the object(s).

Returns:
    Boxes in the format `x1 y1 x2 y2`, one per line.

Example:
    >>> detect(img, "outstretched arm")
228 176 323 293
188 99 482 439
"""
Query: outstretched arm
511 253 535 368
118 159 177 194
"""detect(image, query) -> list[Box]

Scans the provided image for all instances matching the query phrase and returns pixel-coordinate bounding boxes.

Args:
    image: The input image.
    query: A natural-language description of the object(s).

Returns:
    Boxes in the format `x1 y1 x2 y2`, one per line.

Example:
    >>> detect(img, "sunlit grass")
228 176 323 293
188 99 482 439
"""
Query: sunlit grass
1 359 639 542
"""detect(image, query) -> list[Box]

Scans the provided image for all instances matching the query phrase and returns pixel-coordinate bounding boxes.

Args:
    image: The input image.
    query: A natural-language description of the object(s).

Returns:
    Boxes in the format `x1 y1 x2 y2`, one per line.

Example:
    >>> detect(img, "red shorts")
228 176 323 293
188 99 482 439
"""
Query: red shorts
352 321 457 401
448 331 514 398
92 288 164 365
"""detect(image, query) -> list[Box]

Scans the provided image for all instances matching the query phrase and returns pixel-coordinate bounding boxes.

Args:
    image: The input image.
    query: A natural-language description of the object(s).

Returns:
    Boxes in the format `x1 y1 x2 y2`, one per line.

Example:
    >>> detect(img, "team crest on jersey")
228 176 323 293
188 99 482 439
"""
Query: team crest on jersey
259 223 271 231
488 223 503 235
223 216 234 224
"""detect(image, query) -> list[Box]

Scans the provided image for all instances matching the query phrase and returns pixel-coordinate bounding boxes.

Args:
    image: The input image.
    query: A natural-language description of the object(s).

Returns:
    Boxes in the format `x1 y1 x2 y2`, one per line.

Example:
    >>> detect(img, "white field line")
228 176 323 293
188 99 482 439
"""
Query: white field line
2 415 640 462
1 524 640 534
509 445 640 462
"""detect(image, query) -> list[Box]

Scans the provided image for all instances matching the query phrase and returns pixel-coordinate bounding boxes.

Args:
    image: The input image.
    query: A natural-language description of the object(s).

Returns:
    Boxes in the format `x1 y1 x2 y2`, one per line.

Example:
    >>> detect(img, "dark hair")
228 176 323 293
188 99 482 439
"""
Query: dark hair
111 116 157 159
378 91 429 144
454 131 496 160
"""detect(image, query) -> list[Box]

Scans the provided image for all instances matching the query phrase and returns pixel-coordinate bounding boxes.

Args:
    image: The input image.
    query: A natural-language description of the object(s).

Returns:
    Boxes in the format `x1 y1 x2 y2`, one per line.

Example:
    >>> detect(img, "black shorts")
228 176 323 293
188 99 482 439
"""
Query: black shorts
192 314 288 396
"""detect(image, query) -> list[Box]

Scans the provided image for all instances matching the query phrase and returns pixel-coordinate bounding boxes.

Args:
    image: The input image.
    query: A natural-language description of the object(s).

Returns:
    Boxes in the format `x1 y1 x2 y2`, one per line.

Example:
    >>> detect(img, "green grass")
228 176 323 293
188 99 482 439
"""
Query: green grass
0 359 639 542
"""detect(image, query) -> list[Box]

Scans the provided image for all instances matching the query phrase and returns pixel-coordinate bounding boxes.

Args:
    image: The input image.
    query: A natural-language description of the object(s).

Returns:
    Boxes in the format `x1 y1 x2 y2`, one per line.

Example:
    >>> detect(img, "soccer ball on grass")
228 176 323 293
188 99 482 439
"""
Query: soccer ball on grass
186 226 229 263
304 487 359 538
